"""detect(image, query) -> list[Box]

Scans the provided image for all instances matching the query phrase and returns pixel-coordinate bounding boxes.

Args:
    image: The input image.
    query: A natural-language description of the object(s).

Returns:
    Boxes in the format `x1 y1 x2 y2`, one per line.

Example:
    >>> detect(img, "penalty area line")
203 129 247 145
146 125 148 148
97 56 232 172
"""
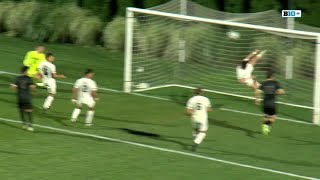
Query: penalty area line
220 108 315 125
0 117 319 180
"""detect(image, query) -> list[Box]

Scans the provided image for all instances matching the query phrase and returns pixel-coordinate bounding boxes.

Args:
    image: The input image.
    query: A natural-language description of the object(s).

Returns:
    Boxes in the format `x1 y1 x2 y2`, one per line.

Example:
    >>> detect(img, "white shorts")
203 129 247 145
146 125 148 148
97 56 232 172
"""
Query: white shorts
44 79 56 94
191 118 208 132
77 97 96 108
244 78 255 87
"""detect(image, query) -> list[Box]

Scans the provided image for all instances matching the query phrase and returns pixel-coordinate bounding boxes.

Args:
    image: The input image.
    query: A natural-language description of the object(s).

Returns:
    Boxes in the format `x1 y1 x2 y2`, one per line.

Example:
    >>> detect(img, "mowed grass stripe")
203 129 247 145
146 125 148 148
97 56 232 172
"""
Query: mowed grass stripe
0 117 319 180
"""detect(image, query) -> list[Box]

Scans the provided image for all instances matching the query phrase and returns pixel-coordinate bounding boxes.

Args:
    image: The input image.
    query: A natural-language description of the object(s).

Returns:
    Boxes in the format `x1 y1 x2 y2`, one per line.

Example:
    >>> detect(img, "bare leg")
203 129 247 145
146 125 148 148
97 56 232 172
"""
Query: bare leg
253 82 261 106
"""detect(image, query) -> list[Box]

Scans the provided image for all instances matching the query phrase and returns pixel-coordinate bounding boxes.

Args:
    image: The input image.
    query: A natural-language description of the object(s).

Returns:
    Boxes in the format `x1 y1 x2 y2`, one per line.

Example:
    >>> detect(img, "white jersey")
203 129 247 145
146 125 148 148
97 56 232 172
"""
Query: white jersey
236 63 253 80
186 95 211 122
39 61 56 82
74 78 97 100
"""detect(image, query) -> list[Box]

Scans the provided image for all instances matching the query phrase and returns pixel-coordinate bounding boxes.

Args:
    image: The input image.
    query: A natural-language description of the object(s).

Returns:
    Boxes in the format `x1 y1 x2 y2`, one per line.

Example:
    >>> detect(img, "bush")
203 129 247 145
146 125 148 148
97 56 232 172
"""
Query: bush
0 1 15 32
252 35 285 72
76 16 103 45
41 4 103 45
103 17 125 51
43 4 90 43
0 2 104 45
137 22 171 58
4 2 43 37
292 40 314 79
23 3 50 42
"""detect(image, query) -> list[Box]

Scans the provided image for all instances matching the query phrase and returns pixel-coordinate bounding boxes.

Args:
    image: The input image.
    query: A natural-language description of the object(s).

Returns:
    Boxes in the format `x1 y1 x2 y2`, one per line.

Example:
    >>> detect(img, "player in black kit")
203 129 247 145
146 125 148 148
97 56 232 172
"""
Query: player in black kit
259 71 285 135
10 66 36 131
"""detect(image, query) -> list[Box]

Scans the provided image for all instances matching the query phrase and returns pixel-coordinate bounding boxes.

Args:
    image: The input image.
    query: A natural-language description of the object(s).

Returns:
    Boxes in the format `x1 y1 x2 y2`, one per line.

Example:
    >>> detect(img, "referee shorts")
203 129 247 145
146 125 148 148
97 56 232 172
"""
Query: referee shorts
263 107 276 117
18 100 32 110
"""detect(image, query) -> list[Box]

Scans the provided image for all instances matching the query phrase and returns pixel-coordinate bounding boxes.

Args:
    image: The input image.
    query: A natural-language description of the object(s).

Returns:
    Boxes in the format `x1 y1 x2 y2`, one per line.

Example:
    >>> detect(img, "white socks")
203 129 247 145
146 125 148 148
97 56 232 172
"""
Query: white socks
71 109 95 125
85 111 95 125
43 96 54 109
194 132 206 145
71 108 81 121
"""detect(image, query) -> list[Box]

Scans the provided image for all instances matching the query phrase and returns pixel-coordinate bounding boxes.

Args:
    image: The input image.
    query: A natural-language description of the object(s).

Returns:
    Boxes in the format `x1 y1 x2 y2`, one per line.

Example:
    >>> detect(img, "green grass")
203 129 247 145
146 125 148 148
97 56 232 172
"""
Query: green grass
0 34 320 180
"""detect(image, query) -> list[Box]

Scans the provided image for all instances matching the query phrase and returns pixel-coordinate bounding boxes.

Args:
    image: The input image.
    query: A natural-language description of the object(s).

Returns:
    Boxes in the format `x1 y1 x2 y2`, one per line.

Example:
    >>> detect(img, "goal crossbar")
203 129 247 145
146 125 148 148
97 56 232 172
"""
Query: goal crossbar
127 7 320 38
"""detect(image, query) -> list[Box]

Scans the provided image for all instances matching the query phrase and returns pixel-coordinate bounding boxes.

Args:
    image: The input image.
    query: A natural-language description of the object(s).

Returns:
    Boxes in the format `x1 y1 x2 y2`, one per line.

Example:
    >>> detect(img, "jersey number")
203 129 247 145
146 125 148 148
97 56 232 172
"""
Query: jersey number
196 103 202 110
43 67 49 76
82 85 88 92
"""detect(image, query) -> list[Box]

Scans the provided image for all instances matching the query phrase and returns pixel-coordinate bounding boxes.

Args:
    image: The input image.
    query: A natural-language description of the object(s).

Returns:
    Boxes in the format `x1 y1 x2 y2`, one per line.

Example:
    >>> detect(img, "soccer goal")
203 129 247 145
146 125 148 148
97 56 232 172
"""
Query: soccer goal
123 7 320 124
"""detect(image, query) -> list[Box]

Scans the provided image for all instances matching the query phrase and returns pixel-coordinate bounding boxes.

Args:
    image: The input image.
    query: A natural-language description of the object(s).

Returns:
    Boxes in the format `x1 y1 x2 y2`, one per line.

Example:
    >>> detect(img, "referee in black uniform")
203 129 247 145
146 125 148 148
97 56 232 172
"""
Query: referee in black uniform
10 66 35 131
259 71 285 135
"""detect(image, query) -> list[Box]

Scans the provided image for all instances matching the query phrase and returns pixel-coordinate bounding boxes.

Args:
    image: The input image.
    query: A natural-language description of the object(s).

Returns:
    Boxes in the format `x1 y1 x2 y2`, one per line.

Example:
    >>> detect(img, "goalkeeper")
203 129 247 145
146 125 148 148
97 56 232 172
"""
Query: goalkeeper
23 45 46 86
236 49 266 105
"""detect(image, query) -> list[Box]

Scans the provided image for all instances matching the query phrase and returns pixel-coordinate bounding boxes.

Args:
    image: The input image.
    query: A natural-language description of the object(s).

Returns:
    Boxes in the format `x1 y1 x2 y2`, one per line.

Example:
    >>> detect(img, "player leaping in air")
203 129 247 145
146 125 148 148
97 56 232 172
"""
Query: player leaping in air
23 45 46 87
236 49 266 105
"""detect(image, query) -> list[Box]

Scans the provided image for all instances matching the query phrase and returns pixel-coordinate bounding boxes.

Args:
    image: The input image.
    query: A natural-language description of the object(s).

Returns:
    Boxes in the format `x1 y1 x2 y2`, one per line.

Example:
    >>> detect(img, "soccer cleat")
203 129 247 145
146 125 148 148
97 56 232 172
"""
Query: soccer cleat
85 123 93 127
22 125 28 130
70 118 77 123
262 124 270 135
42 107 50 112
27 127 34 132
191 143 198 152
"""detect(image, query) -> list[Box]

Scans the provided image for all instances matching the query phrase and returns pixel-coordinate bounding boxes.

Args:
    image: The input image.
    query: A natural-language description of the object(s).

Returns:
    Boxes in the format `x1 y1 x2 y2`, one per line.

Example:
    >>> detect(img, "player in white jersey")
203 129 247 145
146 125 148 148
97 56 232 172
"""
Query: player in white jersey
236 49 266 105
38 53 66 110
71 69 98 126
186 88 212 152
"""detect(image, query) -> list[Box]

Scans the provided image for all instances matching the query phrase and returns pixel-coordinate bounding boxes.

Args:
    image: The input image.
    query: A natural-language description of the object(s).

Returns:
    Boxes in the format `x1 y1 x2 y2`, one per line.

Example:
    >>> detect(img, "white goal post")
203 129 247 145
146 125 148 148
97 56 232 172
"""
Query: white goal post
123 7 320 124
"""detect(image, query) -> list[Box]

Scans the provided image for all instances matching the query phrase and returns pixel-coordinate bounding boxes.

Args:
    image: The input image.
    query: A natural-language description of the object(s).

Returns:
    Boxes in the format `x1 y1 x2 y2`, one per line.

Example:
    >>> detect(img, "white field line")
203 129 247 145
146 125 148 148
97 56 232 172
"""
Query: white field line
0 71 316 126
0 117 319 180
220 108 315 125
0 71 171 100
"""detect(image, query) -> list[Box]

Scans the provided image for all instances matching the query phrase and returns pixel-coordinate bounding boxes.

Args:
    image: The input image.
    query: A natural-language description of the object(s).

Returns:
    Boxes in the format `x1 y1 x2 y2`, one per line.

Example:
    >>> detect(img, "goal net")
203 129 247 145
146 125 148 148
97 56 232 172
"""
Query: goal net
124 6 320 124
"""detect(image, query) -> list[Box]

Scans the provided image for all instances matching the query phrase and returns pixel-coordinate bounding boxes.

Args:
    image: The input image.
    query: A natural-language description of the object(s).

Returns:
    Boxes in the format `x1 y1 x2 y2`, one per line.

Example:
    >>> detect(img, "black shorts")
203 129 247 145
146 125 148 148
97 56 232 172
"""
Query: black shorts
18 101 32 110
263 107 276 116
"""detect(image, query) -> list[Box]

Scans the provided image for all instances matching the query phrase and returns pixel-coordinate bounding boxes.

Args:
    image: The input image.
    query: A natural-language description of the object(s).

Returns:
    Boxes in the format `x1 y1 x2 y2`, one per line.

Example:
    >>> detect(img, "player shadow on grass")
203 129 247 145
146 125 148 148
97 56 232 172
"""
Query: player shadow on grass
94 115 176 127
33 107 70 127
202 148 320 168
0 150 25 155
120 128 190 150
209 118 260 139
0 121 26 131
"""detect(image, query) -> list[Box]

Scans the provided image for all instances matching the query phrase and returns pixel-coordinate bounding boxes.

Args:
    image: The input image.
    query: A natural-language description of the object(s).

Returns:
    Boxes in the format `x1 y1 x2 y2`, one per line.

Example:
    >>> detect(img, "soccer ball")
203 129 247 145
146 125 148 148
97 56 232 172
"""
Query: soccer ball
136 67 144 73
136 83 150 89
227 31 240 40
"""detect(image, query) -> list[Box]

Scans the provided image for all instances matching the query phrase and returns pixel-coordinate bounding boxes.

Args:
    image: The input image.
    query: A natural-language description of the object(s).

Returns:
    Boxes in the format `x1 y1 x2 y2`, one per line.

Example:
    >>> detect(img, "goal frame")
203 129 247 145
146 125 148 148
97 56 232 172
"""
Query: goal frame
123 7 320 125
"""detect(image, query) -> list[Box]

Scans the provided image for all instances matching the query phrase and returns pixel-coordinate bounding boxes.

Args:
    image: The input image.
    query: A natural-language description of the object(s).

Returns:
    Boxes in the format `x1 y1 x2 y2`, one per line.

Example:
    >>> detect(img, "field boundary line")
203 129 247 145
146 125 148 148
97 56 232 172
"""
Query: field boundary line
0 117 319 180
220 108 315 125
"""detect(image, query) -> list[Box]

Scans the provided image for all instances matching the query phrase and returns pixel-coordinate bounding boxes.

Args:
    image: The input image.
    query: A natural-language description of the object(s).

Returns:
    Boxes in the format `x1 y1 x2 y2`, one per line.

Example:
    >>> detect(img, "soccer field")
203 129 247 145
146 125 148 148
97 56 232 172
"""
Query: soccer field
0 35 320 180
